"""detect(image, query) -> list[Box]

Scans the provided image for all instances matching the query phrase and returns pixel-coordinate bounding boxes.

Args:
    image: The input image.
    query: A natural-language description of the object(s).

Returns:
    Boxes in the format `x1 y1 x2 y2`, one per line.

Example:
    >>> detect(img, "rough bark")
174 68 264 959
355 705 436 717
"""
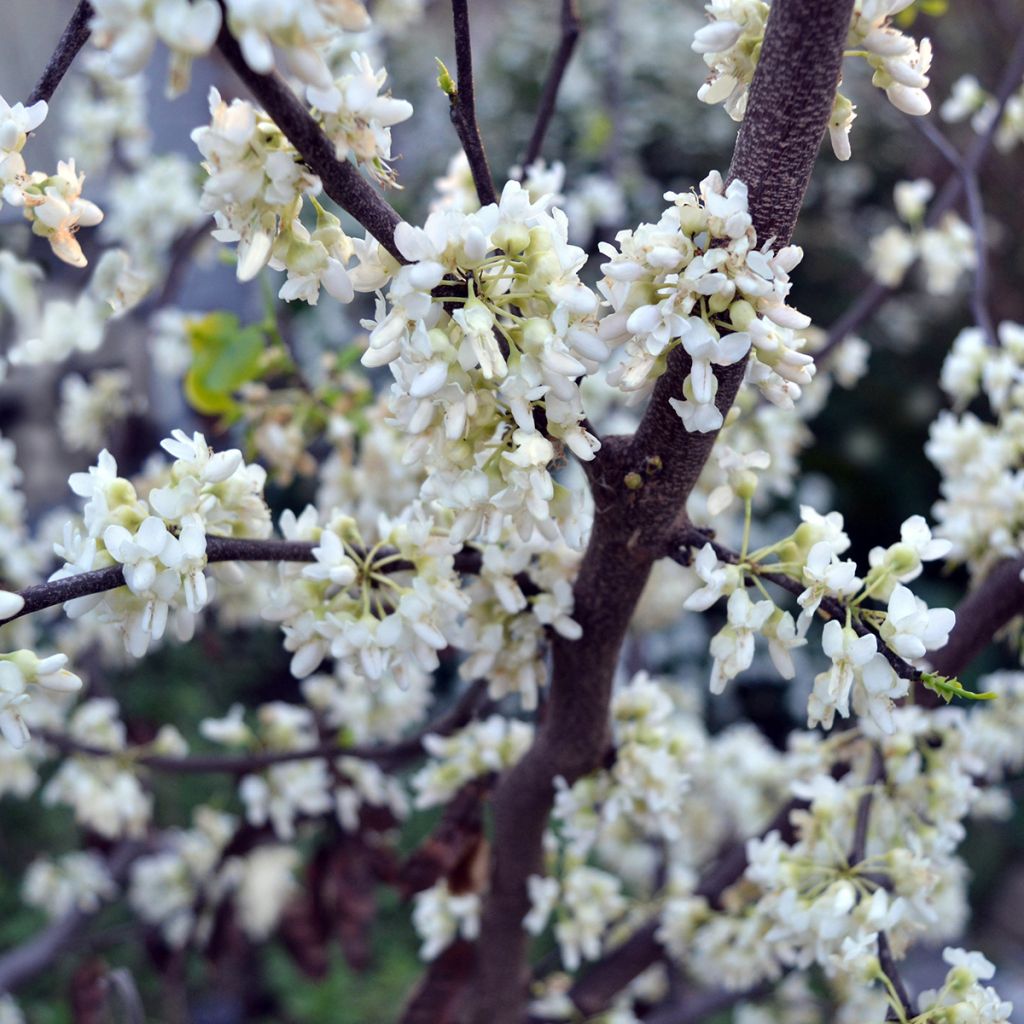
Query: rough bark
466 1 854 1020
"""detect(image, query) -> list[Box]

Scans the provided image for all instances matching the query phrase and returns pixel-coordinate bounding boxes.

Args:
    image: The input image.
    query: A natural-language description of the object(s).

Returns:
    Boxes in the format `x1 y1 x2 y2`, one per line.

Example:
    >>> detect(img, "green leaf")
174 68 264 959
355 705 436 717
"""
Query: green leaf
184 312 267 417
921 671 997 704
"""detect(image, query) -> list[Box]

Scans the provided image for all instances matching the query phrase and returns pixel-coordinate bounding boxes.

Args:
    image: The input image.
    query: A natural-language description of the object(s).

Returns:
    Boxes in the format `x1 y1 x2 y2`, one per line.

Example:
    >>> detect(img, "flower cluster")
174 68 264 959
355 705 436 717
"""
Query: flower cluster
1 95 103 267
265 504 467 685
942 74 1024 154
22 851 116 918
362 179 603 544
867 179 975 294
222 0 371 89
307 52 413 186
412 715 533 809
0 648 83 749
598 171 813 432
51 430 270 657
192 88 360 305
686 506 953 732
200 701 406 838
928 321 1024 579
42 699 156 837
58 370 140 453
88 0 221 93
454 535 581 710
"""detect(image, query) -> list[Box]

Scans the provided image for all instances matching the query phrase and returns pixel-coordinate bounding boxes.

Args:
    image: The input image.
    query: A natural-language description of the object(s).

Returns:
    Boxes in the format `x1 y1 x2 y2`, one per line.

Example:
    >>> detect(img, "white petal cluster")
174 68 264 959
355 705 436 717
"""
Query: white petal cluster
22 851 116 918
51 431 269 657
266 504 467 685
690 1 770 121
553 865 627 970
455 536 581 710
928 322 1024 579
58 370 139 453
412 716 534 810
42 699 153 837
1 93 103 268
307 53 413 187
917 948 1013 1023
599 171 813 432
848 1 933 117
362 179 603 546
128 806 237 948
942 75 1024 154
0 650 83 749
692 1 932 159
551 674 705 866
192 88 361 306
88 0 221 93
867 180 975 294
412 880 480 960
223 0 372 90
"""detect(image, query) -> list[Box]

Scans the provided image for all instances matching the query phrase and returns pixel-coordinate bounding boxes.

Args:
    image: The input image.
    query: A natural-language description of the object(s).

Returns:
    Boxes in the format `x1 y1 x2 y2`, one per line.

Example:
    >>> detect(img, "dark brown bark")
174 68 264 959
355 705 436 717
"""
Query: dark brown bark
467 1 854 1020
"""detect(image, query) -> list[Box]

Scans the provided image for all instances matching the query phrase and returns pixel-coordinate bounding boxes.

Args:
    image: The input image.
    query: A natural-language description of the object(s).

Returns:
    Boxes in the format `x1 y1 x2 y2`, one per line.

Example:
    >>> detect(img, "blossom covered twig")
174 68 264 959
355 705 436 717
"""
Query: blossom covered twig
0 537 486 629
212 3 404 260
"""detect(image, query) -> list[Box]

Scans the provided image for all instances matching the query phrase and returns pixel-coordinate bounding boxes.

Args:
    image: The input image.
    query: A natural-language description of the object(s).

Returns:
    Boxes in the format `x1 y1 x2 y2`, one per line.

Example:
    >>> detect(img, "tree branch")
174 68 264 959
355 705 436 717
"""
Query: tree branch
448 0 498 206
34 680 488 774
0 537 485 628
912 116 998 349
213 7 404 261
927 557 1024 679
26 0 94 107
877 930 914 1021
519 0 581 171
467 4 855 1020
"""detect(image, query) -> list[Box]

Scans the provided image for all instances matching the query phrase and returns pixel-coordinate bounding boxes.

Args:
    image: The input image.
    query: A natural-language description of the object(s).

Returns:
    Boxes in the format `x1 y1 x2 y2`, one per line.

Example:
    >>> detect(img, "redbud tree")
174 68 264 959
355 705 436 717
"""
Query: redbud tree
1 0 1024 1021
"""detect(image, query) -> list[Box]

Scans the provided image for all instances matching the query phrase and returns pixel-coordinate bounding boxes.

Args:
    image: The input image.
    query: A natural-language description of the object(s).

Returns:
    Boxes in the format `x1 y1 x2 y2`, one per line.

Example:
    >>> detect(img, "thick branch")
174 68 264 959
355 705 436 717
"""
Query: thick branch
468 4 855 1020
928 557 1024 678
519 0 581 171
448 0 498 206
213 9 404 260
26 0 94 107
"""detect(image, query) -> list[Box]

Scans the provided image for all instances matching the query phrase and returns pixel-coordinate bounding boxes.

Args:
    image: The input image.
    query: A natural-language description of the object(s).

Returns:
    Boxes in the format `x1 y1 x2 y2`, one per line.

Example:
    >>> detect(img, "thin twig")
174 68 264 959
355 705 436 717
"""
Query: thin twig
912 117 998 349
448 0 498 206
34 680 488 774
213 5 404 260
670 526 923 686
26 0 94 106
519 0 581 171
0 537 485 628
848 745 884 866
877 931 914 1020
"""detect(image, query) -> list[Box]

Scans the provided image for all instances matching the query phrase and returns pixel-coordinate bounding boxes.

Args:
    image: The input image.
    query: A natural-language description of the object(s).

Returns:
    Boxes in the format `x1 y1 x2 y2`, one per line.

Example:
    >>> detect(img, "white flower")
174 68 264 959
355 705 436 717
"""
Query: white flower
880 585 955 660
708 589 774 694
